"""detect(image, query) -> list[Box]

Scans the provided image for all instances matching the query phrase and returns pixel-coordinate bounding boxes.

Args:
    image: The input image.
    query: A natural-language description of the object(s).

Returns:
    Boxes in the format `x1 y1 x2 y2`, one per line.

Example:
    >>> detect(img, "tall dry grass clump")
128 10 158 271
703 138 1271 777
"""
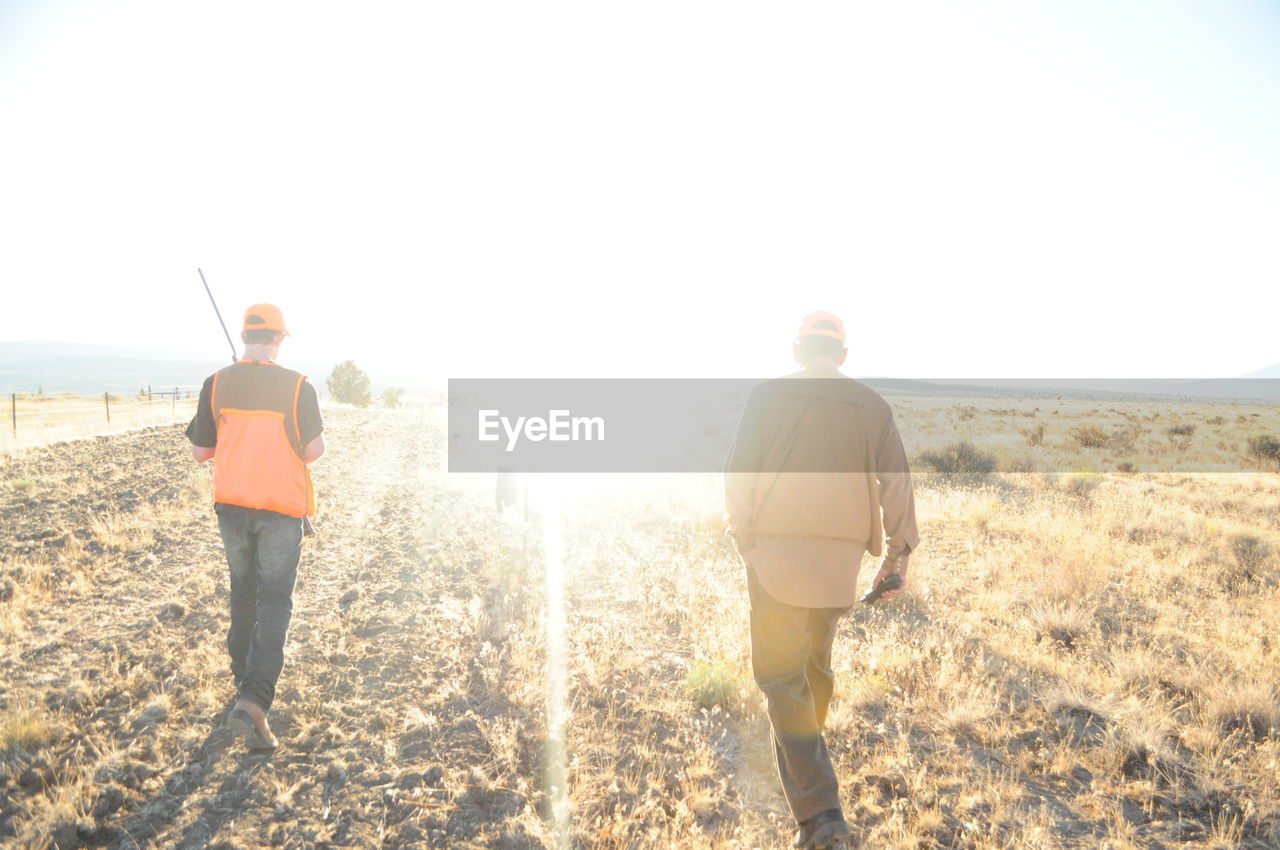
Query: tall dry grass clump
917 441 997 484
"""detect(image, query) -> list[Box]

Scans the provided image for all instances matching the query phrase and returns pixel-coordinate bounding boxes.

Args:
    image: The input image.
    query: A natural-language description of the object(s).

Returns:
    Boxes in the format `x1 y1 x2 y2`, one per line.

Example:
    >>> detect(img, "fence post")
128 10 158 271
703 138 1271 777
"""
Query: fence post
172 387 178 415
9 393 14 437
104 391 110 424
148 385 152 402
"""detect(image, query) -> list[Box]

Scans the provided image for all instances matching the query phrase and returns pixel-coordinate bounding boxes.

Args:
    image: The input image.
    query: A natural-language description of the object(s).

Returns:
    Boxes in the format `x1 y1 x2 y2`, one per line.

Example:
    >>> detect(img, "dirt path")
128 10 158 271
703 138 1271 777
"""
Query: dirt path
1 408 552 849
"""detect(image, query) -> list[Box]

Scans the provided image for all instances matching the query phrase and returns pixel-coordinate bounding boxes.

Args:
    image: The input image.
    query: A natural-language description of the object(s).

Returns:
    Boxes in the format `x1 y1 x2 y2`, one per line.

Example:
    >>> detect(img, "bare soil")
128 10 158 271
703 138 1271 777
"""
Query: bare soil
2 406 1278 849
1 409 552 848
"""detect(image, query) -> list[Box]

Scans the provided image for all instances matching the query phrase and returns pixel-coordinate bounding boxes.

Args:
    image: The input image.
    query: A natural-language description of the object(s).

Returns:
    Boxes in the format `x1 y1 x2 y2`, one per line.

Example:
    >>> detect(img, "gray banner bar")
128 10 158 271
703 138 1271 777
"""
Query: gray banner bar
447 378 1280 473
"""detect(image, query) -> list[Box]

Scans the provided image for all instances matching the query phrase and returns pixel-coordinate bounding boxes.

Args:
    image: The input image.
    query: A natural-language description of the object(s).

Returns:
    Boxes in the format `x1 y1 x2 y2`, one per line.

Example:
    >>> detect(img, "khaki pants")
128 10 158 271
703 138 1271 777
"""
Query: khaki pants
747 566 850 823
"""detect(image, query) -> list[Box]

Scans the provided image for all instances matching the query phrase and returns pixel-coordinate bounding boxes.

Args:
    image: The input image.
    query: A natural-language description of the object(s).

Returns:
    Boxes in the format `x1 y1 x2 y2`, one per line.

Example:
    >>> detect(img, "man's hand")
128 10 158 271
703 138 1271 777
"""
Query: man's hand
302 433 326 464
870 553 909 601
192 446 215 463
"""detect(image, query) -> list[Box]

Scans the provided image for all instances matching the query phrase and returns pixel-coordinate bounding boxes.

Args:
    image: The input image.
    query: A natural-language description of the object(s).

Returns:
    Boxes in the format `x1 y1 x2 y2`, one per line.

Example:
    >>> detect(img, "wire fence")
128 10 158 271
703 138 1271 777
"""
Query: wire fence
3 386 201 449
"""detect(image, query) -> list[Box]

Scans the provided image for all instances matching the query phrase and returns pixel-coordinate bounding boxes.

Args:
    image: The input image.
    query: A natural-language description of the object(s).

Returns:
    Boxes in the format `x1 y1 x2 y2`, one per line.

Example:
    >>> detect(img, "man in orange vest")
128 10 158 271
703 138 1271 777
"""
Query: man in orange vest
726 311 918 849
186 303 326 750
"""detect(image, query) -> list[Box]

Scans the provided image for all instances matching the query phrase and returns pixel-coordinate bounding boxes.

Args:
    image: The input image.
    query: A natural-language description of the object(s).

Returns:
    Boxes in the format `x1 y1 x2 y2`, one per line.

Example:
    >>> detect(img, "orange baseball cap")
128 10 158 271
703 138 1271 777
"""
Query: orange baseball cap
796 311 845 344
243 303 290 335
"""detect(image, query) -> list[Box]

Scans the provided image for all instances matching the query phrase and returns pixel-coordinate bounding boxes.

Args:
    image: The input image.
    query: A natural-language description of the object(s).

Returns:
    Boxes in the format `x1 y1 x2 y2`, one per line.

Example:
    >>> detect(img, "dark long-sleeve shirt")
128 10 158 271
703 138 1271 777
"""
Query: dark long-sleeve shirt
725 363 919 606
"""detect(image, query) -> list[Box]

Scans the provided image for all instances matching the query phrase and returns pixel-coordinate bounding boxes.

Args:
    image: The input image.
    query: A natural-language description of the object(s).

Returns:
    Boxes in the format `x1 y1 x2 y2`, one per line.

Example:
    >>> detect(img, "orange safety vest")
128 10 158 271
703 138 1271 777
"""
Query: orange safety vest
210 360 316 518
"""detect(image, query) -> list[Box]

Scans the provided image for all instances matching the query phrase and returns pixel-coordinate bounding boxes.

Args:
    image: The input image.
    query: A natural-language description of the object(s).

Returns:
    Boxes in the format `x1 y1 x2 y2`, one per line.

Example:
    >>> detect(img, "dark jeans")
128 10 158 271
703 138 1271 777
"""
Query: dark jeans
217 505 302 712
747 566 849 823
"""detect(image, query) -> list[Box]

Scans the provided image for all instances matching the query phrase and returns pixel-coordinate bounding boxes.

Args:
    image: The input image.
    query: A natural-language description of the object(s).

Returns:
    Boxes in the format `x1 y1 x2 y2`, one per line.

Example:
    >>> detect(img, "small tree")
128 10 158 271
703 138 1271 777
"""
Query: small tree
327 361 372 407
382 387 405 409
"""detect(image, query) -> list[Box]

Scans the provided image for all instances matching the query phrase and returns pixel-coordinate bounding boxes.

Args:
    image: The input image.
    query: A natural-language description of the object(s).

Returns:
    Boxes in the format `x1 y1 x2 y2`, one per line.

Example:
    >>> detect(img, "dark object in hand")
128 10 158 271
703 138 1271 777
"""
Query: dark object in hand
303 516 317 536
861 573 903 604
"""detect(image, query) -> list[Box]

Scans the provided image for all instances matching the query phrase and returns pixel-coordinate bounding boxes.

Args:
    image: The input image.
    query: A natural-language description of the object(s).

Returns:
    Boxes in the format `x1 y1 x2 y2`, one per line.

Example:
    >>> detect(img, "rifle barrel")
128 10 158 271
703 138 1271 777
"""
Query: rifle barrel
198 268 238 363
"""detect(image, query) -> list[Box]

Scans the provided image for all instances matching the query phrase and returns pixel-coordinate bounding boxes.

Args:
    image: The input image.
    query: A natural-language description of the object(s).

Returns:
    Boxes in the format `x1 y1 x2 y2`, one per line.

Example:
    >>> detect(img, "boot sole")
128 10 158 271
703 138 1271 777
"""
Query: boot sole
810 823 853 849
228 708 278 750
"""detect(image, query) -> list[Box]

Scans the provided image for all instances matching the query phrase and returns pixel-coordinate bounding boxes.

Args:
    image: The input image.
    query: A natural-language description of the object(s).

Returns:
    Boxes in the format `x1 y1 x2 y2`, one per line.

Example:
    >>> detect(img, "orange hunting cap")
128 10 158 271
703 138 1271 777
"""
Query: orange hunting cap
796 311 845 344
243 303 290 335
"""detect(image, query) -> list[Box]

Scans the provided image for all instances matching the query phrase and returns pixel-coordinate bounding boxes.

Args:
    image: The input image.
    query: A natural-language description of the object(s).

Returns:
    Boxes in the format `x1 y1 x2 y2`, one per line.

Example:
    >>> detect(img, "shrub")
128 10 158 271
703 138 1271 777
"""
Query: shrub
1062 469 1103 496
1246 434 1280 465
382 387 405 410
1229 533 1271 580
686 659 739 709
1070 423 1143 452
1108 421 1144 453
326 361 373 407
1166 423 1196 449
1041 683 1111 746
1069 425 1109 448
1028 602 1093 651
1004 455 1038 474
1204 681 1280 741
1017 422 1046 447
917 442 997 482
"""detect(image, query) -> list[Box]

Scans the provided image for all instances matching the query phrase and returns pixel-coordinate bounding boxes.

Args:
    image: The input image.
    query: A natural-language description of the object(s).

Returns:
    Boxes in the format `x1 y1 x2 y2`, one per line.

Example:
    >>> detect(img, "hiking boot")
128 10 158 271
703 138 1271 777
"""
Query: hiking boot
794 809 852 849
228 698 278 750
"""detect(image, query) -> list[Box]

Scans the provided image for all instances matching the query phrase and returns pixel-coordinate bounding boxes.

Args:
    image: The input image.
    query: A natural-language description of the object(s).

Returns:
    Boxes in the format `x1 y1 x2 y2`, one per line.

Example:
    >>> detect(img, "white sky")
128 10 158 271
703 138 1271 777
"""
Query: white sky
1 1 1277 381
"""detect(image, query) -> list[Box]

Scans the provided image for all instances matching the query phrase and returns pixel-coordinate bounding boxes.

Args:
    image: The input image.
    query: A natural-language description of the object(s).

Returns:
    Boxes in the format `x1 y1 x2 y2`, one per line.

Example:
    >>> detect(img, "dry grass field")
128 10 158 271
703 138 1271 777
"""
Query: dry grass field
889 394 1280 474
1 397 1278 848
0 393 198 451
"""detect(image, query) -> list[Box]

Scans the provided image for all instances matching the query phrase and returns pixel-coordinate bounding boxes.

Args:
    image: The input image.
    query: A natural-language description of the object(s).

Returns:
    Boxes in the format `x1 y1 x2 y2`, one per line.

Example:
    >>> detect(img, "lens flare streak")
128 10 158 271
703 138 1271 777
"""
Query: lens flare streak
541 476 571 848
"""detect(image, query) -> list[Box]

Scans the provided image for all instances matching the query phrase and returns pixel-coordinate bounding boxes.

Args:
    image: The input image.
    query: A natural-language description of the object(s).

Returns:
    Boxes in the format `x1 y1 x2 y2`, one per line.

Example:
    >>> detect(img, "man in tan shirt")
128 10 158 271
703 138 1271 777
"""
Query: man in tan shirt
725 311 919 849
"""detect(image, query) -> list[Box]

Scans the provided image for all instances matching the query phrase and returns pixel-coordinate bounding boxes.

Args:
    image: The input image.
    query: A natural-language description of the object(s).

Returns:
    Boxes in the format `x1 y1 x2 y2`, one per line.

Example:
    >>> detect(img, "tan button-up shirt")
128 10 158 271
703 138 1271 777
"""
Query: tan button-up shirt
725 363 919 607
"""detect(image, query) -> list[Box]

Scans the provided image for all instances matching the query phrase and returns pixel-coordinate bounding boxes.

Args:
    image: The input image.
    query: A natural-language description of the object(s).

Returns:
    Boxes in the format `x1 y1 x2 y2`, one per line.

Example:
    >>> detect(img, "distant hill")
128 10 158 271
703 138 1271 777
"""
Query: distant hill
3 340 1276 400
861 378 1280 403
0 354 225 395
0 341 416 396
1242 363 1280 379
1 341 255 394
